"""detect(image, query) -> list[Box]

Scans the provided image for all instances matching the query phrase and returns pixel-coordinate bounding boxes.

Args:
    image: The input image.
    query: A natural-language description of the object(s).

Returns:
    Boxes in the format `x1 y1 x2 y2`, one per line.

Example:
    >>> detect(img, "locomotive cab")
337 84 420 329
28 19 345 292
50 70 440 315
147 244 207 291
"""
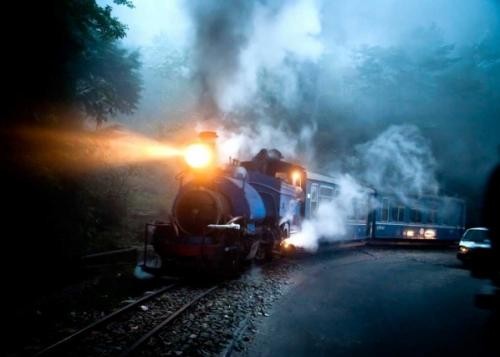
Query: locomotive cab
241 150 306 237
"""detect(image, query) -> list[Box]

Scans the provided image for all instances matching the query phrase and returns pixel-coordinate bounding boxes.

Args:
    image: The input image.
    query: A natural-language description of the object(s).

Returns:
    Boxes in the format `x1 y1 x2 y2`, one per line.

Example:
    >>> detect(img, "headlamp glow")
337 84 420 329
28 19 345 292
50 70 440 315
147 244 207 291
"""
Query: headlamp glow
184 143 213 169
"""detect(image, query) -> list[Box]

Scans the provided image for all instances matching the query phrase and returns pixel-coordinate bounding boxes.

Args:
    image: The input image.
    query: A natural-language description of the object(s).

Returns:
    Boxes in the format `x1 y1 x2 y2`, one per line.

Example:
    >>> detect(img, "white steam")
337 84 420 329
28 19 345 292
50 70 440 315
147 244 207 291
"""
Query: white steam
289 124 439 251
188 0 324 114
289 175 368 251
215 123 317 164
353 124 439 203
220 0 324 111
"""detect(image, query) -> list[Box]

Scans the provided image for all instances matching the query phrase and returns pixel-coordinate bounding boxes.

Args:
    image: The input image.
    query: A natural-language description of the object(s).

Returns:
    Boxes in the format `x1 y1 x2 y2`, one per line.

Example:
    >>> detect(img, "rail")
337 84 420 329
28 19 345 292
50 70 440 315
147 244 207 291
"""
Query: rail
34 283 178 356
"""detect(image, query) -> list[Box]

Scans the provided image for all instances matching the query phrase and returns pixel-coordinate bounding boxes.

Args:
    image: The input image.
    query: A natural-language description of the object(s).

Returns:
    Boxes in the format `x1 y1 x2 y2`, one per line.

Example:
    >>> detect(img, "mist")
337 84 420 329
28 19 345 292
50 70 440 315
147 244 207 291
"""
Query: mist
102 0 500 225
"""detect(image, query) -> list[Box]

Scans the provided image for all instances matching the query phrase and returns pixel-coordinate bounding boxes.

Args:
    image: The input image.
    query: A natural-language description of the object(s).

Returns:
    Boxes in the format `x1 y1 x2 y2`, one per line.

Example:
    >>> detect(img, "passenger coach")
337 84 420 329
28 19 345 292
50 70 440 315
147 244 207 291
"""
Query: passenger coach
373 194 466 242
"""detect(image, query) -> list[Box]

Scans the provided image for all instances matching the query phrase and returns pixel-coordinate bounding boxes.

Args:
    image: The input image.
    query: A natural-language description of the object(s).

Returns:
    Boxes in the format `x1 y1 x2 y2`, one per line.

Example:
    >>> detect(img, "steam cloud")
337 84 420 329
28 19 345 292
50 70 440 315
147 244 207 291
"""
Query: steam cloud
289 124 439 251
188 0 323 114
352 124 439 203
215 123 317 164
290 174 368 251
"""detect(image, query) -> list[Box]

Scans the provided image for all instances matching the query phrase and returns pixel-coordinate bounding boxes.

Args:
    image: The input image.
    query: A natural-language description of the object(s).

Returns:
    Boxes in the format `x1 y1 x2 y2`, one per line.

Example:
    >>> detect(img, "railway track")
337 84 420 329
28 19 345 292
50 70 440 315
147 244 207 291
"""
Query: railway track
35 282 219 356
120 285 218 356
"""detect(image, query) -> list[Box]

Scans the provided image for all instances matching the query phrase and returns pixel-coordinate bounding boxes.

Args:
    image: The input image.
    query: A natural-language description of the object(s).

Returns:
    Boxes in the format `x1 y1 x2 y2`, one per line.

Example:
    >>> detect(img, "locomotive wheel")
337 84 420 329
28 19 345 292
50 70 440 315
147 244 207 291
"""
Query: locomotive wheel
279 223 294 256
256 228 278 262
281 223 290 240
222 249 243 276
255 241 273 262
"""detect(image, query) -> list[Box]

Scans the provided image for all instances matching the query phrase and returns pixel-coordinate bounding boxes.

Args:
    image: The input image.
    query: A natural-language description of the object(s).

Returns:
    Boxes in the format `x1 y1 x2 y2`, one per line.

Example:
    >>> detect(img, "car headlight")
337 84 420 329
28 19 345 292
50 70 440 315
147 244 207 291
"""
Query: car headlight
459 246 469 253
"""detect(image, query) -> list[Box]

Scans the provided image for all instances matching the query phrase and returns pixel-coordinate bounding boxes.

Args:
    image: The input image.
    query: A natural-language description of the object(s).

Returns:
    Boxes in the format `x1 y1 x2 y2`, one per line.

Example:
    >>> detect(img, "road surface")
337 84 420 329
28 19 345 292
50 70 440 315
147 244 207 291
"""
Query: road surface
245 247 499 356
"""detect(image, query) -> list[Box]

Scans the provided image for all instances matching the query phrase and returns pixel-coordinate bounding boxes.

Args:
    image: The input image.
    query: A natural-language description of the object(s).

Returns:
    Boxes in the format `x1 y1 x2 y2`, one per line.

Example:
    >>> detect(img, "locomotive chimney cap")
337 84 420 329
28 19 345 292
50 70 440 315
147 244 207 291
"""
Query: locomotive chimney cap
198 131 218 141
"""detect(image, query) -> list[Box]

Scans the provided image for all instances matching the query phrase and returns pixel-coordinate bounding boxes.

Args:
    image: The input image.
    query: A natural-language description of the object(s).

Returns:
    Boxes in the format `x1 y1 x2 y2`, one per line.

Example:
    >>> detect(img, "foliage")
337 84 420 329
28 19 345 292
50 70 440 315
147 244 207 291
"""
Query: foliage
75 44 141 125
1 1 144 292
2 0 141 126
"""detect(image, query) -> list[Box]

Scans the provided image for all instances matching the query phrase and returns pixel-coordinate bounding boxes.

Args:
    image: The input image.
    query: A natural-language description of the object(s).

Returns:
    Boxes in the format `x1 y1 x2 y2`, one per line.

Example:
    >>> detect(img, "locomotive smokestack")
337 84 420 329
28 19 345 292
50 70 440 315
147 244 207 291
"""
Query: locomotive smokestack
198 131 218 148
199 130 218 163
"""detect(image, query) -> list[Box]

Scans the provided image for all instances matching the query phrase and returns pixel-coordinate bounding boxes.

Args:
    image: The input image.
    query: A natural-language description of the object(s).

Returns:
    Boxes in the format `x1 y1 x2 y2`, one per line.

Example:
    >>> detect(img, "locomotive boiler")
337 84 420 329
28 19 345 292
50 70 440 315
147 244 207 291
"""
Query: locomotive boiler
146 131 304 274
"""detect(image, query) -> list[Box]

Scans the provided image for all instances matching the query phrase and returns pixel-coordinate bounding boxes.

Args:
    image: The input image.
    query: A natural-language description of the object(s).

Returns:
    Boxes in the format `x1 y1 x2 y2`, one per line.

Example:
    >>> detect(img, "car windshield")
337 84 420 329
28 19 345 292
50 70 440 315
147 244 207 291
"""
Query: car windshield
462 229 490 243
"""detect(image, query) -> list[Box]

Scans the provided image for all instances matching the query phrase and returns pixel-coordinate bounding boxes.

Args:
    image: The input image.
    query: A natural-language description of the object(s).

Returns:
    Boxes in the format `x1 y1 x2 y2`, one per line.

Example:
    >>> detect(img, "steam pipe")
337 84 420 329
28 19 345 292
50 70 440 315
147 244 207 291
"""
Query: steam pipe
207 223 241 230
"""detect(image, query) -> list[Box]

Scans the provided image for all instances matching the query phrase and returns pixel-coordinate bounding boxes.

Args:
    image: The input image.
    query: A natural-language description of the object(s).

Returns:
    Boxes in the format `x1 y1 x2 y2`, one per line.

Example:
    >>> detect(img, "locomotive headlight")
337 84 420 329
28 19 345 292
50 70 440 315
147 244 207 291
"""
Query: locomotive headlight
405 229 415 238
291 170 301 186
184 143 213 169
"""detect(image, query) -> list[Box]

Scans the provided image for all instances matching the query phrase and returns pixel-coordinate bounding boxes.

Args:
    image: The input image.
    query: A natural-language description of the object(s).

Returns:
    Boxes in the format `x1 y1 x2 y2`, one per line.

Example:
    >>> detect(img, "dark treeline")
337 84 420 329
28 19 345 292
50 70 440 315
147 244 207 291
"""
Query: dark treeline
1 1 142 297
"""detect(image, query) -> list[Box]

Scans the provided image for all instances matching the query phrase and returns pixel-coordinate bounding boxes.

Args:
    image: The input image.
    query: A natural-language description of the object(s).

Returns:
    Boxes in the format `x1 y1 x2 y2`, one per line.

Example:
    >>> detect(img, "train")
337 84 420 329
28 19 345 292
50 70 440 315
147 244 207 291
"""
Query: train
372 194 466 241
142 131 465 274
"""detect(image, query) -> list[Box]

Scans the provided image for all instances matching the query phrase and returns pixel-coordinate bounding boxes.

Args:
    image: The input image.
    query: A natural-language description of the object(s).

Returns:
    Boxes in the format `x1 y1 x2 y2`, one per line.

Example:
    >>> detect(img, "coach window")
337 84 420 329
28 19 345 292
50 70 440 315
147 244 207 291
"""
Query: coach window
380 198 389 221
349 198 358 220
411 208 422 223
399 206 405 221
319 185 334 203
356 200 368 221
428 209 437 224
444 207 460 226
390 206 396 221
391 204 405 222
310 183 318 213
359 202 367 221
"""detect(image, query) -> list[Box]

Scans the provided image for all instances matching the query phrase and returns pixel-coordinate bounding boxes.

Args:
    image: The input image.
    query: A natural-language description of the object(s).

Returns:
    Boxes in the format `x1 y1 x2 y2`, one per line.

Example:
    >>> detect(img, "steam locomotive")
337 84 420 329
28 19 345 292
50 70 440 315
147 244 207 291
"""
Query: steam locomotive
143 131 375 274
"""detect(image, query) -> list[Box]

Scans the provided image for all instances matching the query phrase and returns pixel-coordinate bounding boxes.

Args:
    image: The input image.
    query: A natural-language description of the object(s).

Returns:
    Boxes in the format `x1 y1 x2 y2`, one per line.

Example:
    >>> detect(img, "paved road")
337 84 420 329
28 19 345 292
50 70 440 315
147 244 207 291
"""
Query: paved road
245 247 499 356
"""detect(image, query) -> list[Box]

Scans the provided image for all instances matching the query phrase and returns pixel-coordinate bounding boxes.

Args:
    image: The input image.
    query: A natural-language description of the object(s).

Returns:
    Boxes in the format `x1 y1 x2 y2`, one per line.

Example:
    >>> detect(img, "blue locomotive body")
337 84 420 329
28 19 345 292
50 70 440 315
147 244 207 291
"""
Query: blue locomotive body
148 149 306 273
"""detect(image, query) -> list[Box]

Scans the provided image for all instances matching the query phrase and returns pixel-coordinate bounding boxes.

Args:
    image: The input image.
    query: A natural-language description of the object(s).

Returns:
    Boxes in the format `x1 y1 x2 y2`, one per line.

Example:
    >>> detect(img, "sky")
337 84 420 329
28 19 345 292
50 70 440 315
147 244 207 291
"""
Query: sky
99 0 500 222
99 0 191 48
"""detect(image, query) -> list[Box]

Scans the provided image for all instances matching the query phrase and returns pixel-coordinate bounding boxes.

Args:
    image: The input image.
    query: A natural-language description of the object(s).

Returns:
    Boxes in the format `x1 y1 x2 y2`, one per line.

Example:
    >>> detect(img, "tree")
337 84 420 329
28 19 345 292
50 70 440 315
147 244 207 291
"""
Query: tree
1 0 141 127
0 0 142 299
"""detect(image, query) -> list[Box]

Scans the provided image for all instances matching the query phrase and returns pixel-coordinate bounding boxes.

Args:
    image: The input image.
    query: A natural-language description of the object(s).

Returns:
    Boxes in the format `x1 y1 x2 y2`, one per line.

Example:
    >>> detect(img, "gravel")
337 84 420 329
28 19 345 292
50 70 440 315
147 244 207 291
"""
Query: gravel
12 256 301 357
69 285 212 356
140 258 300 357
45 247 450 356
8 264 169 356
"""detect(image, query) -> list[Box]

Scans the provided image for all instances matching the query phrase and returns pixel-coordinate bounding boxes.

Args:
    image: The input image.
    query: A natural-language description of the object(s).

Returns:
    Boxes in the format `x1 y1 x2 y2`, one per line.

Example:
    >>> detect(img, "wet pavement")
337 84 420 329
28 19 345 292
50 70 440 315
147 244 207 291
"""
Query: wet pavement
243 247 500 356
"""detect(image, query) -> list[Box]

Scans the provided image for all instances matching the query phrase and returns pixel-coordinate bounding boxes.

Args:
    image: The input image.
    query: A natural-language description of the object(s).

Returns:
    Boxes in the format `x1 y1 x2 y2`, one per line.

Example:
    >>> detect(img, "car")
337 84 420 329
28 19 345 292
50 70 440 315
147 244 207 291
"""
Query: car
457 227 493 265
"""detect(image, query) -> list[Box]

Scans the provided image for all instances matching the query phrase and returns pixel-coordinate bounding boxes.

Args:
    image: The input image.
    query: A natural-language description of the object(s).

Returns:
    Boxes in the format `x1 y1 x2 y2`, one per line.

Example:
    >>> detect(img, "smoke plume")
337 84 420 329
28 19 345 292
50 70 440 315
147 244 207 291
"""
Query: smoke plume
215 123 317 164
352 124 439 203
187 0 323 114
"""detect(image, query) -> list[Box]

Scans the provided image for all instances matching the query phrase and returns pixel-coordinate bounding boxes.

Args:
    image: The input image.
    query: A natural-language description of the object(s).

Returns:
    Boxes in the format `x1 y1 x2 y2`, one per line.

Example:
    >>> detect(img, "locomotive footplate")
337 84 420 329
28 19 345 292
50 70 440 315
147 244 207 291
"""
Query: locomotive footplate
144 222 246 273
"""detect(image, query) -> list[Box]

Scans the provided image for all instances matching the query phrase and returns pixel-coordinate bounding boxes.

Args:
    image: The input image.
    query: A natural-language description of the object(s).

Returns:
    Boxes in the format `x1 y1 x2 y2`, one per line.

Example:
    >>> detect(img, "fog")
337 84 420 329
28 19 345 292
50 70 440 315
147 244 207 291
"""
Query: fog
101 0 500 224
